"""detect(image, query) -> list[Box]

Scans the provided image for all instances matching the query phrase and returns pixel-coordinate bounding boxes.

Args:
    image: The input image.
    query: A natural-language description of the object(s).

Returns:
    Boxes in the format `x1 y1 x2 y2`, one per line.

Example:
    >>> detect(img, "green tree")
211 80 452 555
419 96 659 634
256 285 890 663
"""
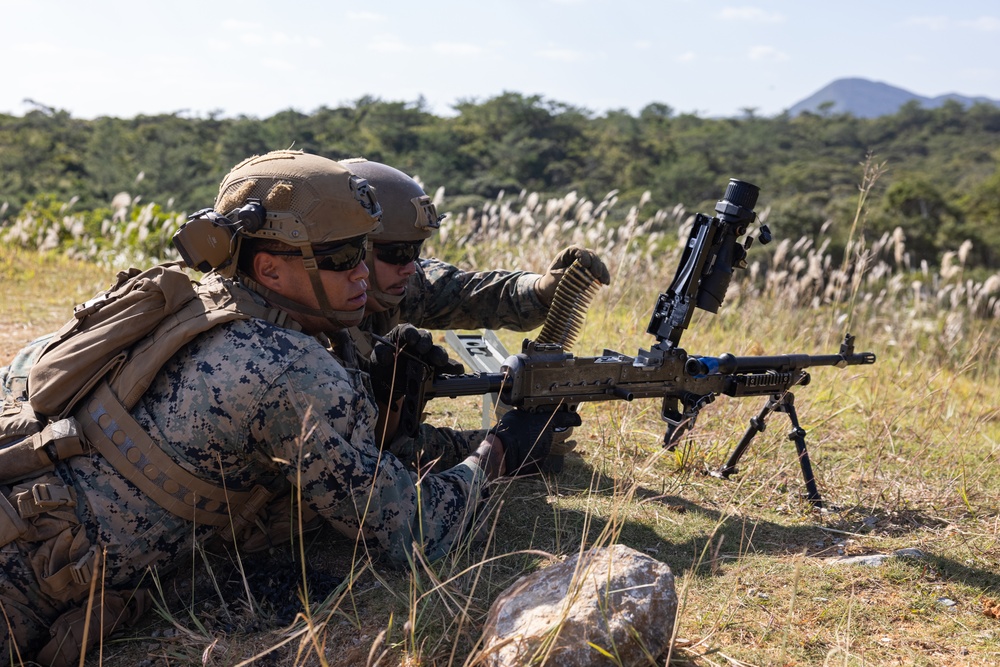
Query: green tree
870 177 960 262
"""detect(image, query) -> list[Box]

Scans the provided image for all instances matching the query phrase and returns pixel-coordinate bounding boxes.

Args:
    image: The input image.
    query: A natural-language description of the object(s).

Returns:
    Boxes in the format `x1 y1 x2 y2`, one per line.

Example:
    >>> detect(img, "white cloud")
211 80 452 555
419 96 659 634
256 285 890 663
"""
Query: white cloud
748 45 788 62
228 30 322 49
432 42 484 56
221 20 262 32
17 40 63 56
269 32 295 46
536 48 586 63
718 7 785 23
676 51 697 63
259 58 295 72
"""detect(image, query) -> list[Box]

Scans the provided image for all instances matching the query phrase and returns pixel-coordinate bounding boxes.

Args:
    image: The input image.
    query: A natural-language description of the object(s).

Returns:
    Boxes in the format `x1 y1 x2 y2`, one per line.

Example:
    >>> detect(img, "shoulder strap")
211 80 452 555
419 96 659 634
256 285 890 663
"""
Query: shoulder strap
345 327 374 360
76 381 272 536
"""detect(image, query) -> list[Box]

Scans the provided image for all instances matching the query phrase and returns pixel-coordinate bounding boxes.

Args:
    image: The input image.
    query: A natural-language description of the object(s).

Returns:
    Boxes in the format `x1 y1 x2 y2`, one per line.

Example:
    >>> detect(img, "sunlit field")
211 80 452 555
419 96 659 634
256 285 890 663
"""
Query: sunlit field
2 164 999 666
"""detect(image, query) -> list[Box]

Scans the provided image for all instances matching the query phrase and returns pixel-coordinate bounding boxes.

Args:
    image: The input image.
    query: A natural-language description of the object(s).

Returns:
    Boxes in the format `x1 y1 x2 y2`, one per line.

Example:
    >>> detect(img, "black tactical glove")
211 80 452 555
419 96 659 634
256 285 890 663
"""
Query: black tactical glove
534 245 612 306
491 408 583 476
368 324 464 407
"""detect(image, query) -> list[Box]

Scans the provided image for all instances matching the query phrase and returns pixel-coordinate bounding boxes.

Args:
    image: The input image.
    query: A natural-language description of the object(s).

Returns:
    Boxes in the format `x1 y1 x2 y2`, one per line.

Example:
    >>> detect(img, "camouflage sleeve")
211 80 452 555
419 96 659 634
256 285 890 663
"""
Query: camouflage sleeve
399 258 549 331
0 334 54 400
385 423 491 473
251 343 487 566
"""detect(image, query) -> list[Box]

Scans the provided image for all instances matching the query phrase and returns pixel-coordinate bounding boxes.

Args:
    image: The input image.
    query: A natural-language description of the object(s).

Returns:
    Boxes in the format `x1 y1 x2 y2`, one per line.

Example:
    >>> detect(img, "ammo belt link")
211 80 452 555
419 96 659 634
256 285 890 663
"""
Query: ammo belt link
76 381 272 537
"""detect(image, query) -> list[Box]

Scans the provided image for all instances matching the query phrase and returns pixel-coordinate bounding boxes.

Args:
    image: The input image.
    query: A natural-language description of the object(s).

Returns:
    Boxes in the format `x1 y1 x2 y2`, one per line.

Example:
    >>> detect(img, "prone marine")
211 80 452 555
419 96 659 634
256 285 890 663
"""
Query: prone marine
0 150 576 666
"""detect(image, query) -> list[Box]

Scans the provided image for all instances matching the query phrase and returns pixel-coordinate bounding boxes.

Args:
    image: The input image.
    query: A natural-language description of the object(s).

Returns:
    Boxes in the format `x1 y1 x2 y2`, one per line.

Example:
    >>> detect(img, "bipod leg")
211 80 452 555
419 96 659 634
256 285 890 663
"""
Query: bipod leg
775 393 823 508
712 394 781 480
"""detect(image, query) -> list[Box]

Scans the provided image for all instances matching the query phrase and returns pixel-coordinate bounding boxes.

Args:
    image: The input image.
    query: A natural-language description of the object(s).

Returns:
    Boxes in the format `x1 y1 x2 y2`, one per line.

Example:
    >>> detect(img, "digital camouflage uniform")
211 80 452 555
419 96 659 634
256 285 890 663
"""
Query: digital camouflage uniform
0 282 488 662
0 335 51 403
360 256 549 471
383 257 548 333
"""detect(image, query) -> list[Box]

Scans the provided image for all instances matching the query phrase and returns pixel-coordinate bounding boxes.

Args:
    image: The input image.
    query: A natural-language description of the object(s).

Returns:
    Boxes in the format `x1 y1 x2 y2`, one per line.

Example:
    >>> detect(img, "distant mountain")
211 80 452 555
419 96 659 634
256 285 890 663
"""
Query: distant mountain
787 77 1000 118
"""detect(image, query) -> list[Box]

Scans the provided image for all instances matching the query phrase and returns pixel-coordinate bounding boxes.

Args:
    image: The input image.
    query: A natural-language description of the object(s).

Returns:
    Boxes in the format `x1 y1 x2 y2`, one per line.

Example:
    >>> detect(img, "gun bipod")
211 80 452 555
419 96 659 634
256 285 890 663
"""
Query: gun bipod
712 390 824 508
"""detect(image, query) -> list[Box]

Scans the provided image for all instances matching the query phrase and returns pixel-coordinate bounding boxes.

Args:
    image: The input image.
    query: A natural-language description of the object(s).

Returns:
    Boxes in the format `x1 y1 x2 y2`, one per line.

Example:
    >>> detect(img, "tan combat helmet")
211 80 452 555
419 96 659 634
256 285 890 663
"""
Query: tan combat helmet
216 149 382 328
339 158 443 309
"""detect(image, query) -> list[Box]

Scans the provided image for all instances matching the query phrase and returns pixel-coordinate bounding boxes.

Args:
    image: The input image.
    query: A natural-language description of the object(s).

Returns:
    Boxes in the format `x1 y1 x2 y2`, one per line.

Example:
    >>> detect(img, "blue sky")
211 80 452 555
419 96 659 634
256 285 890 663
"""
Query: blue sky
3 0 999 119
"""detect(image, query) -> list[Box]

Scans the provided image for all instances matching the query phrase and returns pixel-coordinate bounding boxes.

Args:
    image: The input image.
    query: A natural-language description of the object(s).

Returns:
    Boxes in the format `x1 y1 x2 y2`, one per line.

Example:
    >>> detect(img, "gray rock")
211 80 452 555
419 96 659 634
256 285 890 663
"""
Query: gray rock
831 553 892 566
828 547 927 567
892 548 926 558
476 544 677 666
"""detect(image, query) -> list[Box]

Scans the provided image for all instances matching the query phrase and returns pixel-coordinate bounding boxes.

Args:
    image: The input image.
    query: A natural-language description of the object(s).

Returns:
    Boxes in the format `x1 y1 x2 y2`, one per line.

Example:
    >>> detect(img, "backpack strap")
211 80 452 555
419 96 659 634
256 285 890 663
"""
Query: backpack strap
346 326 374 359
0 417 86 486
76 381 272 537
109 274 301 410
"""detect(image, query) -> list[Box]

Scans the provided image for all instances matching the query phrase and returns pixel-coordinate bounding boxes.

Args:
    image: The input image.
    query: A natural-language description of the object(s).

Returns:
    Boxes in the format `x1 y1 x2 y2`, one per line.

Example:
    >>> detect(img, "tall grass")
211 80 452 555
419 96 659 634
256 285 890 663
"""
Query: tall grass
2 163 999 665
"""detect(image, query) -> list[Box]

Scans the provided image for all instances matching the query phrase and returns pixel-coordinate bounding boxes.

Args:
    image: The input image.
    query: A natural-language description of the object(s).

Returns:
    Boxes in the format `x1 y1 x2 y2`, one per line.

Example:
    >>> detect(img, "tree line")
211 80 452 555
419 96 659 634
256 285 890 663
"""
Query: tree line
2 94 1000 268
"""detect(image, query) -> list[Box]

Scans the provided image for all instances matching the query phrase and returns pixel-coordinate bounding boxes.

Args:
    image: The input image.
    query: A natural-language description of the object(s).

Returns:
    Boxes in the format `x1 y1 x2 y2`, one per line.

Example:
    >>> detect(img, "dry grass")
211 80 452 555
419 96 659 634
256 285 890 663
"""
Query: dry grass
0 246 109 360
2 170 999 666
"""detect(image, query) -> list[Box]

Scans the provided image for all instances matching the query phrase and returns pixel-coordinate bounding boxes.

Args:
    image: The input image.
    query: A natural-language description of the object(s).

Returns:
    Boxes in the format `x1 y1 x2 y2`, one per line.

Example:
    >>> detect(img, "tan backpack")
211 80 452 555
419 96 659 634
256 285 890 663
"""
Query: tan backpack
30 263 218 418
1 263 296 521
1 264 201 486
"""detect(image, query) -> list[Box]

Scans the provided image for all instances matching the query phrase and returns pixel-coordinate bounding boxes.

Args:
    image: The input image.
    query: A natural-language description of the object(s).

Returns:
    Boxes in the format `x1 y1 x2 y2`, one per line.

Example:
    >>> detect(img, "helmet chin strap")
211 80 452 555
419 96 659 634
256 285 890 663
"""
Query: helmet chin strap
240 275 366 329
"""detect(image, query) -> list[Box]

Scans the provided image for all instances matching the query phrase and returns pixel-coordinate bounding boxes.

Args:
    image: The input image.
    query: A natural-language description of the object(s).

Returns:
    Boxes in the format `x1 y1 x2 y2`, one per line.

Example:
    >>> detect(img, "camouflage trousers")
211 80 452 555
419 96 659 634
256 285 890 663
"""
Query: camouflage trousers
0 543 64 665
0 474 148 667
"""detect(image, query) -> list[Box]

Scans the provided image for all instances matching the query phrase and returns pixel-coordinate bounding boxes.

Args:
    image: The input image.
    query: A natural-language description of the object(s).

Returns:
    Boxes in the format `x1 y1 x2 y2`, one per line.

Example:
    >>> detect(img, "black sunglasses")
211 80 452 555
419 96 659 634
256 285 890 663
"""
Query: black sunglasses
267 235 367 272
374 241 423 266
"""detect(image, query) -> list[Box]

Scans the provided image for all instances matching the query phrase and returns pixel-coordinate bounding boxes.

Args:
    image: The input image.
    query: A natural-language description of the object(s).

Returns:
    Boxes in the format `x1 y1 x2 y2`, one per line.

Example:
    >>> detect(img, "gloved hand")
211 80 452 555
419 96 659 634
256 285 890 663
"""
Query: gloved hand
368 324 464 406
534 245 612 306
491 408 583 476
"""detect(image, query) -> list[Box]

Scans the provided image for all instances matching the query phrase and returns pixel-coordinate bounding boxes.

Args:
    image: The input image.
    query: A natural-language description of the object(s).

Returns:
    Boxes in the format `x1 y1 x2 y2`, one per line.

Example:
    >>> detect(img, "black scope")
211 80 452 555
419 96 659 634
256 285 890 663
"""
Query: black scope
695 179 760 313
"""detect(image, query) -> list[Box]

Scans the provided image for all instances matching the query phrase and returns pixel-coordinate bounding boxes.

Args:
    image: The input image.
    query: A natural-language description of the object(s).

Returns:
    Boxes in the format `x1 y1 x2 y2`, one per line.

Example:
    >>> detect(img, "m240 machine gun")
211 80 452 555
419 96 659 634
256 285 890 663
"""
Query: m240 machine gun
403 179 876 506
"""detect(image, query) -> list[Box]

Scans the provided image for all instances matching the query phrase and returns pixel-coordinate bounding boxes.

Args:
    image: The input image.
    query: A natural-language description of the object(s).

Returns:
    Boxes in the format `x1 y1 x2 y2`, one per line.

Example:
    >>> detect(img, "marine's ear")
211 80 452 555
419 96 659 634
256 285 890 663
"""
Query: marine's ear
252 251 285 287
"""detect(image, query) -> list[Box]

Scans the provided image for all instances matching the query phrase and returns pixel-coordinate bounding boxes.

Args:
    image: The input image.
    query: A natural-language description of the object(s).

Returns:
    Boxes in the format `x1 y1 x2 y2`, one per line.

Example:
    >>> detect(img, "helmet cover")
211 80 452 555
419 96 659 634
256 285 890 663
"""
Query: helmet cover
339 158 441 243
217 150 382 248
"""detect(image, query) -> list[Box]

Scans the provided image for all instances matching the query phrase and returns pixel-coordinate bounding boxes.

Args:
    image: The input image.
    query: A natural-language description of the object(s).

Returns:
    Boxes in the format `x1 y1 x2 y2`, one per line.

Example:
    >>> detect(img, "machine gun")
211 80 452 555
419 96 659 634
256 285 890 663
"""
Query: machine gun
399 179 875 506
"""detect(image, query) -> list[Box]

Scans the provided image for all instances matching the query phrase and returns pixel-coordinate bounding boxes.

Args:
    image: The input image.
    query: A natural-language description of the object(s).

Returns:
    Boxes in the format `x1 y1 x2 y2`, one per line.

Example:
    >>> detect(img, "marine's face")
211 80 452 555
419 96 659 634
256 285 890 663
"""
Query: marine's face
374 255 416 292
364 241 422 313
255 241 370 332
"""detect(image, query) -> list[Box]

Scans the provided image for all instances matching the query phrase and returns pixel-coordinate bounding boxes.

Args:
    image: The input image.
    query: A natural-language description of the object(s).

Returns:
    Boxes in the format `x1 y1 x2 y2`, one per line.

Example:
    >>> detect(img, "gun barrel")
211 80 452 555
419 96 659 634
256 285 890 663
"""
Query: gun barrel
688 350 876 375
